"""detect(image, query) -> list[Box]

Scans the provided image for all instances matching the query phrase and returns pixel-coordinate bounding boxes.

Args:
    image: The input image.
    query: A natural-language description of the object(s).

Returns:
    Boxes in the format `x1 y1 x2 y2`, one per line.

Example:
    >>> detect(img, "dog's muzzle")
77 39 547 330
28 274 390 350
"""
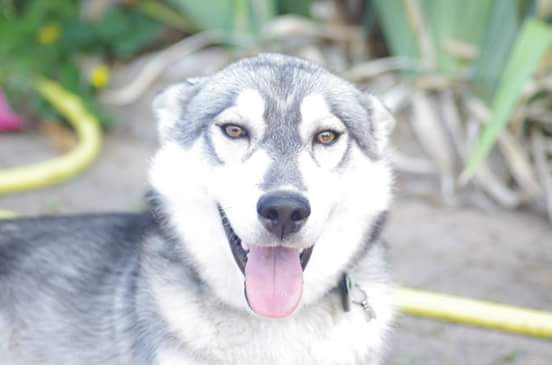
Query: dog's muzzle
217 205 313 275
217 204 314 318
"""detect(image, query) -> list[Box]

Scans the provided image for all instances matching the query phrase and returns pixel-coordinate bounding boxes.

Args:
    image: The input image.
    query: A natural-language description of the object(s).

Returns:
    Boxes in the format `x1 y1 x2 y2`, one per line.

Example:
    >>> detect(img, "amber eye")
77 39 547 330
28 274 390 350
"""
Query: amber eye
221 124 248 139
315 130 339 145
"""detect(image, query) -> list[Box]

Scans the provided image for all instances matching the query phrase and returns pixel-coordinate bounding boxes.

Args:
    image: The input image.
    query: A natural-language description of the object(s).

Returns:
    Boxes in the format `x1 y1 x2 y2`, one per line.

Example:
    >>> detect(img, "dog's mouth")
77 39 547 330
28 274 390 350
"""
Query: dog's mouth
218 206 314 318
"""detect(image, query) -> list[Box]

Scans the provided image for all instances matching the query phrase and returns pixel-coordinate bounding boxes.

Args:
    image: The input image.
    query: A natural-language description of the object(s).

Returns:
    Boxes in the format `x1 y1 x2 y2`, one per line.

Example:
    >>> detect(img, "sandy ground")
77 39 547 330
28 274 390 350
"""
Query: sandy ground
1 62 551 364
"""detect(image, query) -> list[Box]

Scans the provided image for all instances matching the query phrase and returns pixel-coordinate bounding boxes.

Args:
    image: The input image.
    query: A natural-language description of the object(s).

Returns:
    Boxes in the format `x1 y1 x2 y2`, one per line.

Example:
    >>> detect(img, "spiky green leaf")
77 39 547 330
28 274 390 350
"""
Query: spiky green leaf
463 19 552 179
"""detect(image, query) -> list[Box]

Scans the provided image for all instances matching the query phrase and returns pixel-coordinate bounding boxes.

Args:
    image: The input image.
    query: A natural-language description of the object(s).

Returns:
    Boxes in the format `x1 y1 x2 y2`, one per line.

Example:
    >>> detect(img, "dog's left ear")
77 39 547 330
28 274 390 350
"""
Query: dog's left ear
152 77 207 142
362 93 395 156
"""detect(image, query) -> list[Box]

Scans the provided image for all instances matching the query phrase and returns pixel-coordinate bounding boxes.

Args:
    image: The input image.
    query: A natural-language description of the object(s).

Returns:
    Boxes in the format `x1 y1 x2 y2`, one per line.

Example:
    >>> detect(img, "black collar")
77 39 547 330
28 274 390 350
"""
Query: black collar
339 273 353 312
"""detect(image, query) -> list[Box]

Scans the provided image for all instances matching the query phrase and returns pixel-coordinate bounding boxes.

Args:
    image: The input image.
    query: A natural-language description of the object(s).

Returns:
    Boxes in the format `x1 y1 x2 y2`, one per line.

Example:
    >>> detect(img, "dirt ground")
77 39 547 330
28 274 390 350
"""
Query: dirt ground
1 62 551 364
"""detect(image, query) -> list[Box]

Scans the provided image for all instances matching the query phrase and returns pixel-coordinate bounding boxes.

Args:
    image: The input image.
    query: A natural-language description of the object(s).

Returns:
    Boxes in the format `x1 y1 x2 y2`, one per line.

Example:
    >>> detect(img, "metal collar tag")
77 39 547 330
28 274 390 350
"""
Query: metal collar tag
339 273 375 322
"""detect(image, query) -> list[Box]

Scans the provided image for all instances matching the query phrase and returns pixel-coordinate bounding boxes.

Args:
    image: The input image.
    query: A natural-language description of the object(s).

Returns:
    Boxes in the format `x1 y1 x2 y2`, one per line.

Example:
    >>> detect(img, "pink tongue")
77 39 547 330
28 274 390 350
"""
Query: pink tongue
245 246 303 318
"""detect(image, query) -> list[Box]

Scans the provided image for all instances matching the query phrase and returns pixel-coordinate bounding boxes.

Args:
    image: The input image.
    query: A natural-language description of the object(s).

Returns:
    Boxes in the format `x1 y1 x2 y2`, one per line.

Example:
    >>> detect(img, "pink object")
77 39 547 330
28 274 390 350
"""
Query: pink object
0 89 23 131
245 246 303 318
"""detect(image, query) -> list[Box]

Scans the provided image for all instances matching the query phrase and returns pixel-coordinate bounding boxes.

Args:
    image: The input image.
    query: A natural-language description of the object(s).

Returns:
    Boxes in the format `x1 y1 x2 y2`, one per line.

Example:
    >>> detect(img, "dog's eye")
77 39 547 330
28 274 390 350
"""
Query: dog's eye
315 130 340 145
221 124 248 139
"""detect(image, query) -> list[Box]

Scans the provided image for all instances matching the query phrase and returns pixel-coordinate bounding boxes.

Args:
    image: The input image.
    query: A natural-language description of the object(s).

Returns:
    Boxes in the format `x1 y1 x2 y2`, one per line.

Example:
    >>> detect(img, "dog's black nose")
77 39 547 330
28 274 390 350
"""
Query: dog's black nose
257 192 311 239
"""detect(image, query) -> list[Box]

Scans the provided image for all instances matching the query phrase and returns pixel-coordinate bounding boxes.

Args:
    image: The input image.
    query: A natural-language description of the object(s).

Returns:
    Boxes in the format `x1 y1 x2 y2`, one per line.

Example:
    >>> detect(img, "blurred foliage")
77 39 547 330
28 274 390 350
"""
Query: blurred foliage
465 19 552 177
367 0 552 177
1 0 549 182
167 0 311 39
276 0 312 17
0 0 164 126
0 0 314 127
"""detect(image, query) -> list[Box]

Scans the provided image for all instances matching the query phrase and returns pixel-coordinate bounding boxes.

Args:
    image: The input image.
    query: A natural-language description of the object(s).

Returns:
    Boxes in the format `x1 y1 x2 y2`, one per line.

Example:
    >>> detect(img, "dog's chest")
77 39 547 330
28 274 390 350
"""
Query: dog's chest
157 306 384 365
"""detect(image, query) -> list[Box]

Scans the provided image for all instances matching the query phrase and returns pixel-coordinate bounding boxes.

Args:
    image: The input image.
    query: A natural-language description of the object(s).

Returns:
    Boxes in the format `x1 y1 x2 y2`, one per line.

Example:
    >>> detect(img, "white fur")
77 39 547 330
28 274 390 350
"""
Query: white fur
299 93 349 168
300 94 333 124
150 141 250 310
149 83 395 364
153 83 192 141
150 245 394 365
210 89 267 157
300 148 392 304
365 94 395 155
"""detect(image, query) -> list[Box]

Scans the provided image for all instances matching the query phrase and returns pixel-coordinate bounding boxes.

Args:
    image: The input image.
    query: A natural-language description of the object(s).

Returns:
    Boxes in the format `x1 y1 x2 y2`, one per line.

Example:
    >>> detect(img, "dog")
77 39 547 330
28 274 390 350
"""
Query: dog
0 53 395 365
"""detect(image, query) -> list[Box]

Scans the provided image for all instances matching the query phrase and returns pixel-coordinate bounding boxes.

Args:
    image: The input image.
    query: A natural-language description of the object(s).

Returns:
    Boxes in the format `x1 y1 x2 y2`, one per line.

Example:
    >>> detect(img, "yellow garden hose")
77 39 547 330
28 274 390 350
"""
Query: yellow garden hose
0 79 102 196
398 287 552 340
0 209 17 219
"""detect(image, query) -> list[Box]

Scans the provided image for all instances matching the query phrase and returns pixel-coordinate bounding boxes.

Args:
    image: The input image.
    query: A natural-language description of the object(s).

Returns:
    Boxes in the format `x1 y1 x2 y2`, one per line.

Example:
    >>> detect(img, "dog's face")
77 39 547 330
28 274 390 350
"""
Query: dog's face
150 54 393 318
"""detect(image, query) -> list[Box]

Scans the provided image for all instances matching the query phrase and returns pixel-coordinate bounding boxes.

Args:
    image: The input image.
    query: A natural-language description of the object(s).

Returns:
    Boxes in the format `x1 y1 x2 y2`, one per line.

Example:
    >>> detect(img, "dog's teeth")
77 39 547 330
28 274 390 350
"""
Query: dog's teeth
241 242 249 251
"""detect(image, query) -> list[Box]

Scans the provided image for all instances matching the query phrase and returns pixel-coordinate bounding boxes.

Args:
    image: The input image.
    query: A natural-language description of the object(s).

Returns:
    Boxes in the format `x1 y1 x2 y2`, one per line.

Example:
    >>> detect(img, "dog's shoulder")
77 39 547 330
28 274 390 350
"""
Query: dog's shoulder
0 213 158 364
0 213 155 280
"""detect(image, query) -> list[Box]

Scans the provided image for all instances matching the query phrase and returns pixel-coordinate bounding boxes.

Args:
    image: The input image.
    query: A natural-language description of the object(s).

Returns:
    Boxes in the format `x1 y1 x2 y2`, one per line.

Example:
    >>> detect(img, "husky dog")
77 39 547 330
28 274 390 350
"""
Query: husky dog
0 54 395 365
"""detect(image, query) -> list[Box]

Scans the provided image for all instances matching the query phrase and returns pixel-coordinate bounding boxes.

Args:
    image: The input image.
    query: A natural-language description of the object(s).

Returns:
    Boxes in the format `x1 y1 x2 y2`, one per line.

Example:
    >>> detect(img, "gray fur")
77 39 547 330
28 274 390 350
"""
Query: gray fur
1 54 395 365
261 157 305 191
154 53 389 167
0 208 389 364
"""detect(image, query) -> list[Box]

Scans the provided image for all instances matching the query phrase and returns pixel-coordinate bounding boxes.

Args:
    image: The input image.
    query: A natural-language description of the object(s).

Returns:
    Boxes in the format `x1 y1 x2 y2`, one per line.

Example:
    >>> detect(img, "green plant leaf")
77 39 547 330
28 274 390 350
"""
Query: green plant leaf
167 0 275 38
0 1 164 127
166 0 234 33
463 19 552 179
370 0 494 73
139 0 199 33
371 0 420 62
249 0 276 32
421 0 493 73
276 0 312 17
471 0 524 102
94 6 163 58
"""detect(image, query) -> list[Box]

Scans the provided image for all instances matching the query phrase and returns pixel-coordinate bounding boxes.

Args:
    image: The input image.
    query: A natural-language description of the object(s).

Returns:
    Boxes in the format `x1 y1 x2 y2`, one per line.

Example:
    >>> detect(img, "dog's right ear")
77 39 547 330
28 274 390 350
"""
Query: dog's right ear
152 77 206 141
364 94 395 156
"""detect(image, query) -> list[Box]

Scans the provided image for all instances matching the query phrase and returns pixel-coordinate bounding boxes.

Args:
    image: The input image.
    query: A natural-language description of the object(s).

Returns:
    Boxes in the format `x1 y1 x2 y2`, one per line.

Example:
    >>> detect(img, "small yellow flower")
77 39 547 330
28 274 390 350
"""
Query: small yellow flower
90 65 110 89
37 23 61 45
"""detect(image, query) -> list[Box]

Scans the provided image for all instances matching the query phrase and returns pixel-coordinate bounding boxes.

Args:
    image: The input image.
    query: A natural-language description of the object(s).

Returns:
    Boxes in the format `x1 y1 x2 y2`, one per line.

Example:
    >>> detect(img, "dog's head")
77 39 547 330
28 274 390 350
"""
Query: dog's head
150 54 394 318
